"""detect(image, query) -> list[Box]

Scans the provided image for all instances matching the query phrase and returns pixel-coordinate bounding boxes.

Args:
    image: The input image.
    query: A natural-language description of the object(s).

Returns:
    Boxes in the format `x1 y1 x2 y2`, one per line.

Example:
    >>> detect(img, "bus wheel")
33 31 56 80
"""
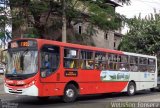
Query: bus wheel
63 84 78 103
127 82 136 96
150 88 156 92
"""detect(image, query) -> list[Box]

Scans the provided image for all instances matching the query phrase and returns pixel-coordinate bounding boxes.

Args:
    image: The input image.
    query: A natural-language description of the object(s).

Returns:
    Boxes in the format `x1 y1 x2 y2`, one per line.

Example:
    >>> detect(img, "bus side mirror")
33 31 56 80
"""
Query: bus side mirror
0 49 7 65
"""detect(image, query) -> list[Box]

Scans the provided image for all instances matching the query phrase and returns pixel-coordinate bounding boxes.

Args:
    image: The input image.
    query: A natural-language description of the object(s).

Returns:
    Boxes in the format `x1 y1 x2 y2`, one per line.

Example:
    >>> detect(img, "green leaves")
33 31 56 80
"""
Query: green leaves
119 13 160 55
9 0 130 39
88 1 124 31
0 2 12 48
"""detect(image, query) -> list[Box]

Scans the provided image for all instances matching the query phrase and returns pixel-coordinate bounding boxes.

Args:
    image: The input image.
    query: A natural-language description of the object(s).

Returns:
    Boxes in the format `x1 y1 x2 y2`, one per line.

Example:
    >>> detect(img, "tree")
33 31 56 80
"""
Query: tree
62 0 66 42
0 0 12 49
8 0 130 41
119 13 160 73
119 13 160 55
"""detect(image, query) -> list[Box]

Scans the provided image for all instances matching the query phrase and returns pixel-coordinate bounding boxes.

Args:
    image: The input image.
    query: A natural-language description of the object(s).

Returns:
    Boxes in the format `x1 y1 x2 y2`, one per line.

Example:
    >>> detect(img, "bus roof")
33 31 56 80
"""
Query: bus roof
11 38 157 59
124 52 156 59
36 38 123 54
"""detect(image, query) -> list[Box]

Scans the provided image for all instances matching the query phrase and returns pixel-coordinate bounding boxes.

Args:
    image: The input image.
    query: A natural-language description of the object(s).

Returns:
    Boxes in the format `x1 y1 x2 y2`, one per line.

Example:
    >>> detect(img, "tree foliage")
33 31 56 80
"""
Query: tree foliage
119 13 160 55
8 0 130 39
119 13 160 73
0 1 12 49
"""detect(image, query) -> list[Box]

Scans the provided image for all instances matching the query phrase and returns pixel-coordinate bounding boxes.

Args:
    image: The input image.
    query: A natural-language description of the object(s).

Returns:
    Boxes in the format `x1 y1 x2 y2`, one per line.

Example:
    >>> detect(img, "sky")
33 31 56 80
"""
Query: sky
116 0 160 18
115 0 160 34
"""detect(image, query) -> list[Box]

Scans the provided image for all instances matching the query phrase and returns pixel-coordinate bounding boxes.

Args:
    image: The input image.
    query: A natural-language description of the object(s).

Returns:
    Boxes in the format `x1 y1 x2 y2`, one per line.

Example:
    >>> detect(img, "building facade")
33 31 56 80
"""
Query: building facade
73 22 122 50
73 0 123 50
12 0 123 50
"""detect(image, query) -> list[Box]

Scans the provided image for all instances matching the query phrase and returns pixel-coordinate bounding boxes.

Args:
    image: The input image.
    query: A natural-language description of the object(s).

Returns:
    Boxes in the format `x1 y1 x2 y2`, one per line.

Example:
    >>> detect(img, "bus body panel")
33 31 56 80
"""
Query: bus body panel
4 38 157 98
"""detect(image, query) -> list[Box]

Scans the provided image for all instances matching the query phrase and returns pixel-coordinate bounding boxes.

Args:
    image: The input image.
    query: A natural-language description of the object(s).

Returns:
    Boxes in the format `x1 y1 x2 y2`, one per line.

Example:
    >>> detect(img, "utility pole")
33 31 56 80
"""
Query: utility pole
62 0 67 42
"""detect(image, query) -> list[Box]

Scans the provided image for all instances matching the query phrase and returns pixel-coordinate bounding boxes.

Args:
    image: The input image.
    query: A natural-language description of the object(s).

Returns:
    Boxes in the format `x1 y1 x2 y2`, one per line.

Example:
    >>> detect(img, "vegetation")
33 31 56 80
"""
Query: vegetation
0 0 130 42
119 13 160 55
119 13 160 73
0 1 11 49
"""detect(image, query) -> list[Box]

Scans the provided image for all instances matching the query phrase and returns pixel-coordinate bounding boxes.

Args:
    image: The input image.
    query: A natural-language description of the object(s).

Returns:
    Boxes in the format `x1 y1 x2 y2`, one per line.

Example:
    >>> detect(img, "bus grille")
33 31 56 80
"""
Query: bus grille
9 89 22 94
8 84 25 87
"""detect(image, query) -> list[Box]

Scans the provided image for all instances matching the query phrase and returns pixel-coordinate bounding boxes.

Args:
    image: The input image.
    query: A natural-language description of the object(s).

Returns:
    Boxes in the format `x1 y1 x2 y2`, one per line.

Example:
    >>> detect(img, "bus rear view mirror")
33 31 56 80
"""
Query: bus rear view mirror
0 49 7 65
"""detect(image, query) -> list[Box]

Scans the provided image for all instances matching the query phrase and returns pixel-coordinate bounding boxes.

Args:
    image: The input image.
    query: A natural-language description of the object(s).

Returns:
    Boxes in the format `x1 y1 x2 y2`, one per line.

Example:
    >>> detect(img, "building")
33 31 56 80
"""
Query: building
73 0 123 50
12 0 123 50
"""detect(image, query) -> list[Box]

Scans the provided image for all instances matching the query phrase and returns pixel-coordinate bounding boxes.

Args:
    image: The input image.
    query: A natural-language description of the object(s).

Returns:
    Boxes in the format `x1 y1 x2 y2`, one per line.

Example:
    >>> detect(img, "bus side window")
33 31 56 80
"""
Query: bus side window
80 51 94 70
148 58 156 73
108 54 118 70
118 55 129 71
130 56 138 72
64 48 78 69
95 52 106 70
139 57 148 72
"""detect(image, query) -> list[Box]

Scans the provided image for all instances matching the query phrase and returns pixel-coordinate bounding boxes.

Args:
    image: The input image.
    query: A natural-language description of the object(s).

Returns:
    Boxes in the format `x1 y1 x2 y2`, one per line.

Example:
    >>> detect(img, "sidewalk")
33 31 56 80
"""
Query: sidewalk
0 84 4 94
0 75 4 84
0 75 4 94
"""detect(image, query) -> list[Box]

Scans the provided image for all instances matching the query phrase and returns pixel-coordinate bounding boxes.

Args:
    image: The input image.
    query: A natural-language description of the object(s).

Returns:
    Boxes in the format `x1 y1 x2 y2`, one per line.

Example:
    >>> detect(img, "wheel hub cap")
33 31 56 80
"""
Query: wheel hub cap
129 85 135 94
66 89 74 98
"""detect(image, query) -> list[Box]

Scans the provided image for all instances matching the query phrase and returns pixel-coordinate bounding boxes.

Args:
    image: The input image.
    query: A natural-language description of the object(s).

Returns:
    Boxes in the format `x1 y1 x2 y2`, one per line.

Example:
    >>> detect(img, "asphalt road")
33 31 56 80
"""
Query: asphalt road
0 76 160 108
1 90 160 108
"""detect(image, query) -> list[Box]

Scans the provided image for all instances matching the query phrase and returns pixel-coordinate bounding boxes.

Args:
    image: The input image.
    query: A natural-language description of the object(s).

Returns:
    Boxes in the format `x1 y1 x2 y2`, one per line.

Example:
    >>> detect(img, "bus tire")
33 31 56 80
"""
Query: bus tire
63 84 78 103
127 82 136 96
150 88 155 92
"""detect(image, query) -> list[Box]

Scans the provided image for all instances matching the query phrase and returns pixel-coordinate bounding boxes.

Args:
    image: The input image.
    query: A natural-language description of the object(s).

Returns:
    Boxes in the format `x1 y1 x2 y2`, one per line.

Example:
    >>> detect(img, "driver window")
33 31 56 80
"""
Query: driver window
40 45 60 77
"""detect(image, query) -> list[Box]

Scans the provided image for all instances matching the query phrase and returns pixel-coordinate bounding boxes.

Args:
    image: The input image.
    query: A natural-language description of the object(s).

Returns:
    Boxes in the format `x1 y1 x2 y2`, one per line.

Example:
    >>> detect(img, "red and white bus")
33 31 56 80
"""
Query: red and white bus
3 38 157 102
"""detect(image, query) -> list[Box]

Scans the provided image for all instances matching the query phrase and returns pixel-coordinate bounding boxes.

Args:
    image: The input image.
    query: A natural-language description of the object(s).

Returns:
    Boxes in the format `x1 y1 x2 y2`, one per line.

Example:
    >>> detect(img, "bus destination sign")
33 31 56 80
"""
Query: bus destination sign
65 71 78 77
9 40 37 48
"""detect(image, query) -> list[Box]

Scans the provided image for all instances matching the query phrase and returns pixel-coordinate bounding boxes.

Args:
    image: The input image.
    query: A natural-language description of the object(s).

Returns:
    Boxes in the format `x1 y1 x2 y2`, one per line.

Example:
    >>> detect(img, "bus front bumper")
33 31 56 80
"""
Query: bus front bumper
4 84 38 96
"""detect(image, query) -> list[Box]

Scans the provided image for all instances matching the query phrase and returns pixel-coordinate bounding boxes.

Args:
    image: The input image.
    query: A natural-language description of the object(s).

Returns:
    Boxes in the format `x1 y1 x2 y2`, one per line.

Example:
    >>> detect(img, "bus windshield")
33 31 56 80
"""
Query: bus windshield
6 50 38 75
